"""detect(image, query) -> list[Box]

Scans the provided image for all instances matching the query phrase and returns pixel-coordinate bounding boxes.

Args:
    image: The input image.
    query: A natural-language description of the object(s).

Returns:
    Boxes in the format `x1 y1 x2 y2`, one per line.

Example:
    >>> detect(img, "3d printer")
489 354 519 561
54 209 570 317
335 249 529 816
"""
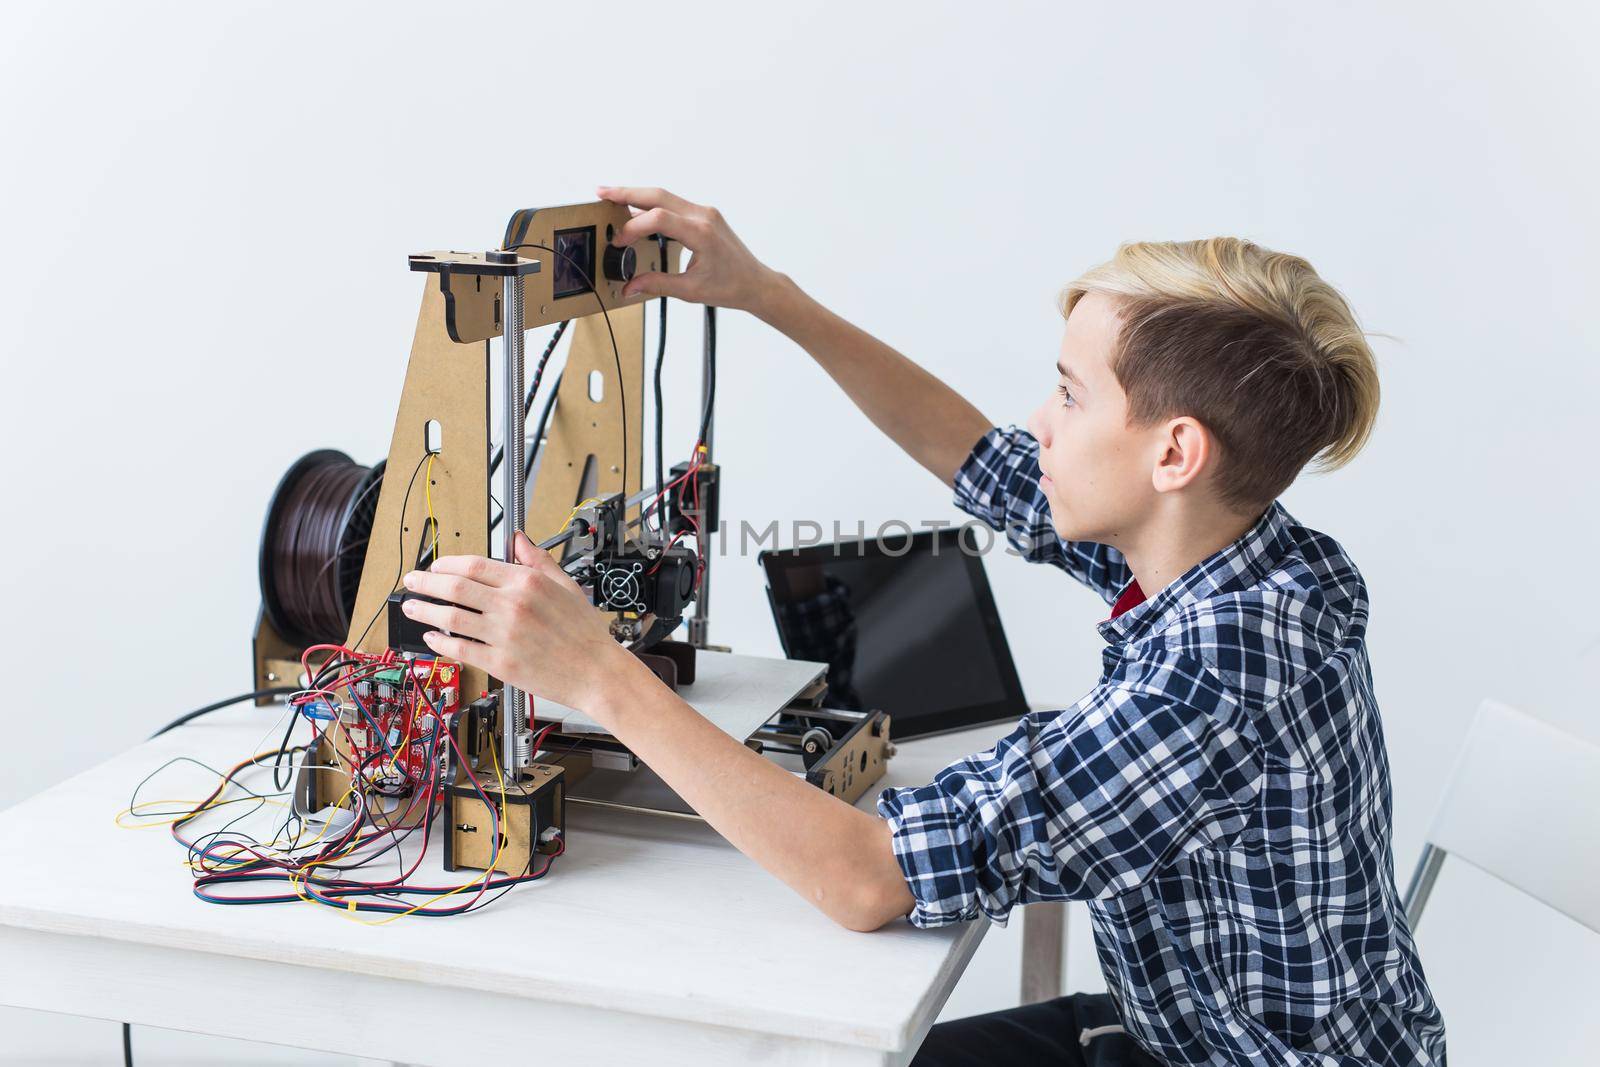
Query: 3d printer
226 201 893 908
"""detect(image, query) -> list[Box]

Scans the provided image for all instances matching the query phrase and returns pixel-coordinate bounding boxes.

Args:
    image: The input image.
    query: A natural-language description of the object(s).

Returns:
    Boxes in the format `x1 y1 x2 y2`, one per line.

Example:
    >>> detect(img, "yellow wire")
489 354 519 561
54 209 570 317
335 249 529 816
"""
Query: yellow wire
281 661 427 907
115 745 292 839
348 715 509 925
424 452 441 559
135 609 518 920
286 702 457 909
291 716 380 865
194 771 359 877
391 452 445 776
285 772 370 902
271 716 374 890
115 744 330 875
115 796 288 830
552 497 603 541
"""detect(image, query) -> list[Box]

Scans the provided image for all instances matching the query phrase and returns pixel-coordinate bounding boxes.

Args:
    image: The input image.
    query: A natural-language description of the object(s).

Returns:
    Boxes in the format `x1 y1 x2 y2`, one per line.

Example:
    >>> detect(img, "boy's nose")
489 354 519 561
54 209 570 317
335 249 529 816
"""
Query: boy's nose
1026 403 1049 446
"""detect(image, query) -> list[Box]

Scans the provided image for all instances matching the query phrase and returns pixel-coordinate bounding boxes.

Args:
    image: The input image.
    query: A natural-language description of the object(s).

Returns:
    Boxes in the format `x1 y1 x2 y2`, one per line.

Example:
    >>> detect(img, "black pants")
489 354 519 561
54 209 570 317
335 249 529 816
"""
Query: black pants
912 993 1164 1067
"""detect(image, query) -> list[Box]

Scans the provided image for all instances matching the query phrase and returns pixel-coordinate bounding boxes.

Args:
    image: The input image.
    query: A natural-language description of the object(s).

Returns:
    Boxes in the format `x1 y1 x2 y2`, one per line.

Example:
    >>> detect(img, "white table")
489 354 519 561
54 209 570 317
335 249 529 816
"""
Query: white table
0 708 1016 1066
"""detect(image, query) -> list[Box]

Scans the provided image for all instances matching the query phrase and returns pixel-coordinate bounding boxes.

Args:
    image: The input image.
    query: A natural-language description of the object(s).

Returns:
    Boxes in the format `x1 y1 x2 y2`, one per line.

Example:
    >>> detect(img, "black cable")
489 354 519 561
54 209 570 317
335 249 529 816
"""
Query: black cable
129 755 291 813
204 697 543 916
698 306 717 452
348 449 431 654
273 652 357 790
272 695 306 793
653 234 669 532
489 320 570 477
179 793 283 869
182 746 312 864
639 303 717 529
150 687 298 739
527 369 563 484
313 721 444 876
122 1022 131 1067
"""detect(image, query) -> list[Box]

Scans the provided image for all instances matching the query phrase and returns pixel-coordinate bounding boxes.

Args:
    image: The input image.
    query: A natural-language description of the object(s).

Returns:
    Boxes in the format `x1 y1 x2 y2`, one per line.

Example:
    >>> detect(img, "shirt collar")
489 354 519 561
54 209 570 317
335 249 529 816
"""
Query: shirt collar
1097 501 1295 645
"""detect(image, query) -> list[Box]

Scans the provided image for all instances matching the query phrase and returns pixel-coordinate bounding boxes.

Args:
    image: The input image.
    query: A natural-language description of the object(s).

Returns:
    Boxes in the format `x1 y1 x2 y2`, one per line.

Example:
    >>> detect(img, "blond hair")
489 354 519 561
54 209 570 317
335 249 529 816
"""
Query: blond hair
1062 238 1379 512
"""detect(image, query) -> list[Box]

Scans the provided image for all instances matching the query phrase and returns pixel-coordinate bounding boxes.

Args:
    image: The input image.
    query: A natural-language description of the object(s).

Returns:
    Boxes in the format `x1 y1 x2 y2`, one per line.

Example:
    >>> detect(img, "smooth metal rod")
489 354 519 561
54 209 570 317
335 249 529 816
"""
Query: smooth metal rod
538 526 579 552
502 275 529 770
537 485 654 551
625 483 662 510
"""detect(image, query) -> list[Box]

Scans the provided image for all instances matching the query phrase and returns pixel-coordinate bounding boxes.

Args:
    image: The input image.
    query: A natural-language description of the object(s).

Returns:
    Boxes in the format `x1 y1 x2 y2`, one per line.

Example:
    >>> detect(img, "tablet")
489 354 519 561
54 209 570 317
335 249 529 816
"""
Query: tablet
760 524 1027 739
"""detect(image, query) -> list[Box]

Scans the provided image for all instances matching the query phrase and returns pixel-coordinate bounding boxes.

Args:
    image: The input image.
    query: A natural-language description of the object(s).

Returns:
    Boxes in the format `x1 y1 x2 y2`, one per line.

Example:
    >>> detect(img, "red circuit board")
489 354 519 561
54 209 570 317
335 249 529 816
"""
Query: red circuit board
342 659 460 793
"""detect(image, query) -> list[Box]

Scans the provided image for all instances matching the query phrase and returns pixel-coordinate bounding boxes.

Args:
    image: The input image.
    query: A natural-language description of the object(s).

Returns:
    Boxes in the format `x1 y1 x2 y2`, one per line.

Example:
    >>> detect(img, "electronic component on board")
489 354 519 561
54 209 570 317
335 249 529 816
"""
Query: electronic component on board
337 658 461 797
386 591 464 656
667 460 719 537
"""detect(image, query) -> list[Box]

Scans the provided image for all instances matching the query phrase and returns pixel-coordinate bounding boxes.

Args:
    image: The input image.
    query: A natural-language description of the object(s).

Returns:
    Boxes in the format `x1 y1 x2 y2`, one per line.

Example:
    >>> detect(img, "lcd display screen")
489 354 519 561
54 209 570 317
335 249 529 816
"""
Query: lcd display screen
552 226 596 299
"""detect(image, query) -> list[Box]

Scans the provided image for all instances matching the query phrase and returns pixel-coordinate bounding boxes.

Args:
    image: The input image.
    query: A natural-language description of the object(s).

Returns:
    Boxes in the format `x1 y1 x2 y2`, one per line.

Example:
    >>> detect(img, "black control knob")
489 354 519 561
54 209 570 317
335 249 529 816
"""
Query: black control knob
602 244 637 283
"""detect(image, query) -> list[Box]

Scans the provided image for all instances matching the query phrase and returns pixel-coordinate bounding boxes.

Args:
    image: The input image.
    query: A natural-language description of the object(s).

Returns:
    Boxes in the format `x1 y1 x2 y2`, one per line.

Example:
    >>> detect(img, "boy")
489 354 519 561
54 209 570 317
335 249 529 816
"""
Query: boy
401 187 1446 1065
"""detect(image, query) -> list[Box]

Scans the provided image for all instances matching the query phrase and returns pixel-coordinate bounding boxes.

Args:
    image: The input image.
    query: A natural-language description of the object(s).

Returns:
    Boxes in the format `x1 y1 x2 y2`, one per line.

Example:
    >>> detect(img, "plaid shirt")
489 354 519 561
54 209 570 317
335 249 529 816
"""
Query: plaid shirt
772 574 865 710
878 427 1445 1066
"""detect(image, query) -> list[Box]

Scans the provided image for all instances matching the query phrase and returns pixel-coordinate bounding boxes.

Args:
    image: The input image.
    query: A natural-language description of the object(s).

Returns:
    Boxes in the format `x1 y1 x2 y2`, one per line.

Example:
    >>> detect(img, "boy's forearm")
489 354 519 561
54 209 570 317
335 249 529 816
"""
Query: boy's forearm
587 653 915 931
752 273 992 489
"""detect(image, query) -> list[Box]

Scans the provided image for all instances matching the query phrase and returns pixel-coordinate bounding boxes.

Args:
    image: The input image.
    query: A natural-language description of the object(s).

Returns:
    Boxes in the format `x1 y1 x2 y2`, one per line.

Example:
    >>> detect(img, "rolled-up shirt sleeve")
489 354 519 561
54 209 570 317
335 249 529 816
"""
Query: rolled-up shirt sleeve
876 652 1264 927
954 425 1134 605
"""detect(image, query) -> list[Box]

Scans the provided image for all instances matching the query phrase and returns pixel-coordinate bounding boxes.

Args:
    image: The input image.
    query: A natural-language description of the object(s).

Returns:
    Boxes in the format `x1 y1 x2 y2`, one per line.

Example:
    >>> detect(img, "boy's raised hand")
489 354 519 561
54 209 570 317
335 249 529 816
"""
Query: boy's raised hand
598 185 780 315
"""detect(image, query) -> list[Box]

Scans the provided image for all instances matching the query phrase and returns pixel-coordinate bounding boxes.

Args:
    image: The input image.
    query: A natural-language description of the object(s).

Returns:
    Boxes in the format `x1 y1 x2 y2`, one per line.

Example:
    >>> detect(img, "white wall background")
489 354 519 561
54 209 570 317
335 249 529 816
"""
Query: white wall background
3 1 1598 1062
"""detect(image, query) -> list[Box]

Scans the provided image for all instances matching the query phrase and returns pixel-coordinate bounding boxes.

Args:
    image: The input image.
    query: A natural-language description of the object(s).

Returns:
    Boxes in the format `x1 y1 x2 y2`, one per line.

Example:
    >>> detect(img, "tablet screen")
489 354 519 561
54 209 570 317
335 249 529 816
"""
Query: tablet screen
761 526 1026 738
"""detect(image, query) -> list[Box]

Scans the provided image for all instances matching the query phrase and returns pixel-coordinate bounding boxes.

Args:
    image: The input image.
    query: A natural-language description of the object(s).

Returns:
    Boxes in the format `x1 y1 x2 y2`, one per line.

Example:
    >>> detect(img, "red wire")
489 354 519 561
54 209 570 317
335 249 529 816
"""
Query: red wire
687 445 706 590
181 645 560 914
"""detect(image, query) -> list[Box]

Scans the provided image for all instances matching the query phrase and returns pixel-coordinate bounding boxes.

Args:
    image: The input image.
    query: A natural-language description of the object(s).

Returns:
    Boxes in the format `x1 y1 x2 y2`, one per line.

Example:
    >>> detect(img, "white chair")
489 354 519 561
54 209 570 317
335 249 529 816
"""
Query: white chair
1402 699 1600 936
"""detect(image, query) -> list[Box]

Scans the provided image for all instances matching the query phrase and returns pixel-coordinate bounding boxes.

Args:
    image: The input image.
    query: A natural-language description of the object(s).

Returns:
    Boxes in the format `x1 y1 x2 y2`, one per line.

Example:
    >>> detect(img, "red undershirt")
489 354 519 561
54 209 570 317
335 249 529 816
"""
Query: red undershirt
1109 580 1147 619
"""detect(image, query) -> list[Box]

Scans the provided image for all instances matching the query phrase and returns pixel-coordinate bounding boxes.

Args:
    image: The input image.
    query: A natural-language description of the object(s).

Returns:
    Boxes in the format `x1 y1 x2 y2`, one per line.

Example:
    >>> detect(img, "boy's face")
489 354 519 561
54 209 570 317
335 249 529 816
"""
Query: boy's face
1025 292 1156 546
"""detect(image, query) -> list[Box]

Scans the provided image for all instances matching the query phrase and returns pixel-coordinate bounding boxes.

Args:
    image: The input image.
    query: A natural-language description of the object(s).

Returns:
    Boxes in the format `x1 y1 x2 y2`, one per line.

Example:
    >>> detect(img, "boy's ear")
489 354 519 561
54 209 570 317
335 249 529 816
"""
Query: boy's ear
1151 416 1213 494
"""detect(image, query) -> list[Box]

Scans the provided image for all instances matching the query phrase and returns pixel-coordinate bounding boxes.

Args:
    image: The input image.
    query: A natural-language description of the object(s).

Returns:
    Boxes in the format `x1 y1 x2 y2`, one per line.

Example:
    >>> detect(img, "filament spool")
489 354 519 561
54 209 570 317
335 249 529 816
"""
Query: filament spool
258 449 386 648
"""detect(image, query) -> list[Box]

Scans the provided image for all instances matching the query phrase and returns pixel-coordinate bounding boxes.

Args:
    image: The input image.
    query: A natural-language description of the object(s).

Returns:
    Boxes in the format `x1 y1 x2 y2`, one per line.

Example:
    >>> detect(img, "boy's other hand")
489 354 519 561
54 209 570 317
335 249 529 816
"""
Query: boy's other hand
597 185 781 315
401 530 639 716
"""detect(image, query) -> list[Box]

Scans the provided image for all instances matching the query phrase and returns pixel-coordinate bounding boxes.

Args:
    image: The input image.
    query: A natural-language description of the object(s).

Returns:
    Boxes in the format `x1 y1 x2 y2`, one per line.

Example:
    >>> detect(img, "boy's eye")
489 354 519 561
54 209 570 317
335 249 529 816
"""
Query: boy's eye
1056 383 1076 407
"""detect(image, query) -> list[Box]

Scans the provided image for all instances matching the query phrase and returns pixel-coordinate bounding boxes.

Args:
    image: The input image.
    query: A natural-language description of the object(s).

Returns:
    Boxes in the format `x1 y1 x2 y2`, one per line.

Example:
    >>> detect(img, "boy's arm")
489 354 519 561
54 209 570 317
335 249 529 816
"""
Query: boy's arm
599 185 1131 602
754 275 993 488
881 653 1264 926
599 185 991 488
404 544 1260 933
590 650 915 932
405 536 915 933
